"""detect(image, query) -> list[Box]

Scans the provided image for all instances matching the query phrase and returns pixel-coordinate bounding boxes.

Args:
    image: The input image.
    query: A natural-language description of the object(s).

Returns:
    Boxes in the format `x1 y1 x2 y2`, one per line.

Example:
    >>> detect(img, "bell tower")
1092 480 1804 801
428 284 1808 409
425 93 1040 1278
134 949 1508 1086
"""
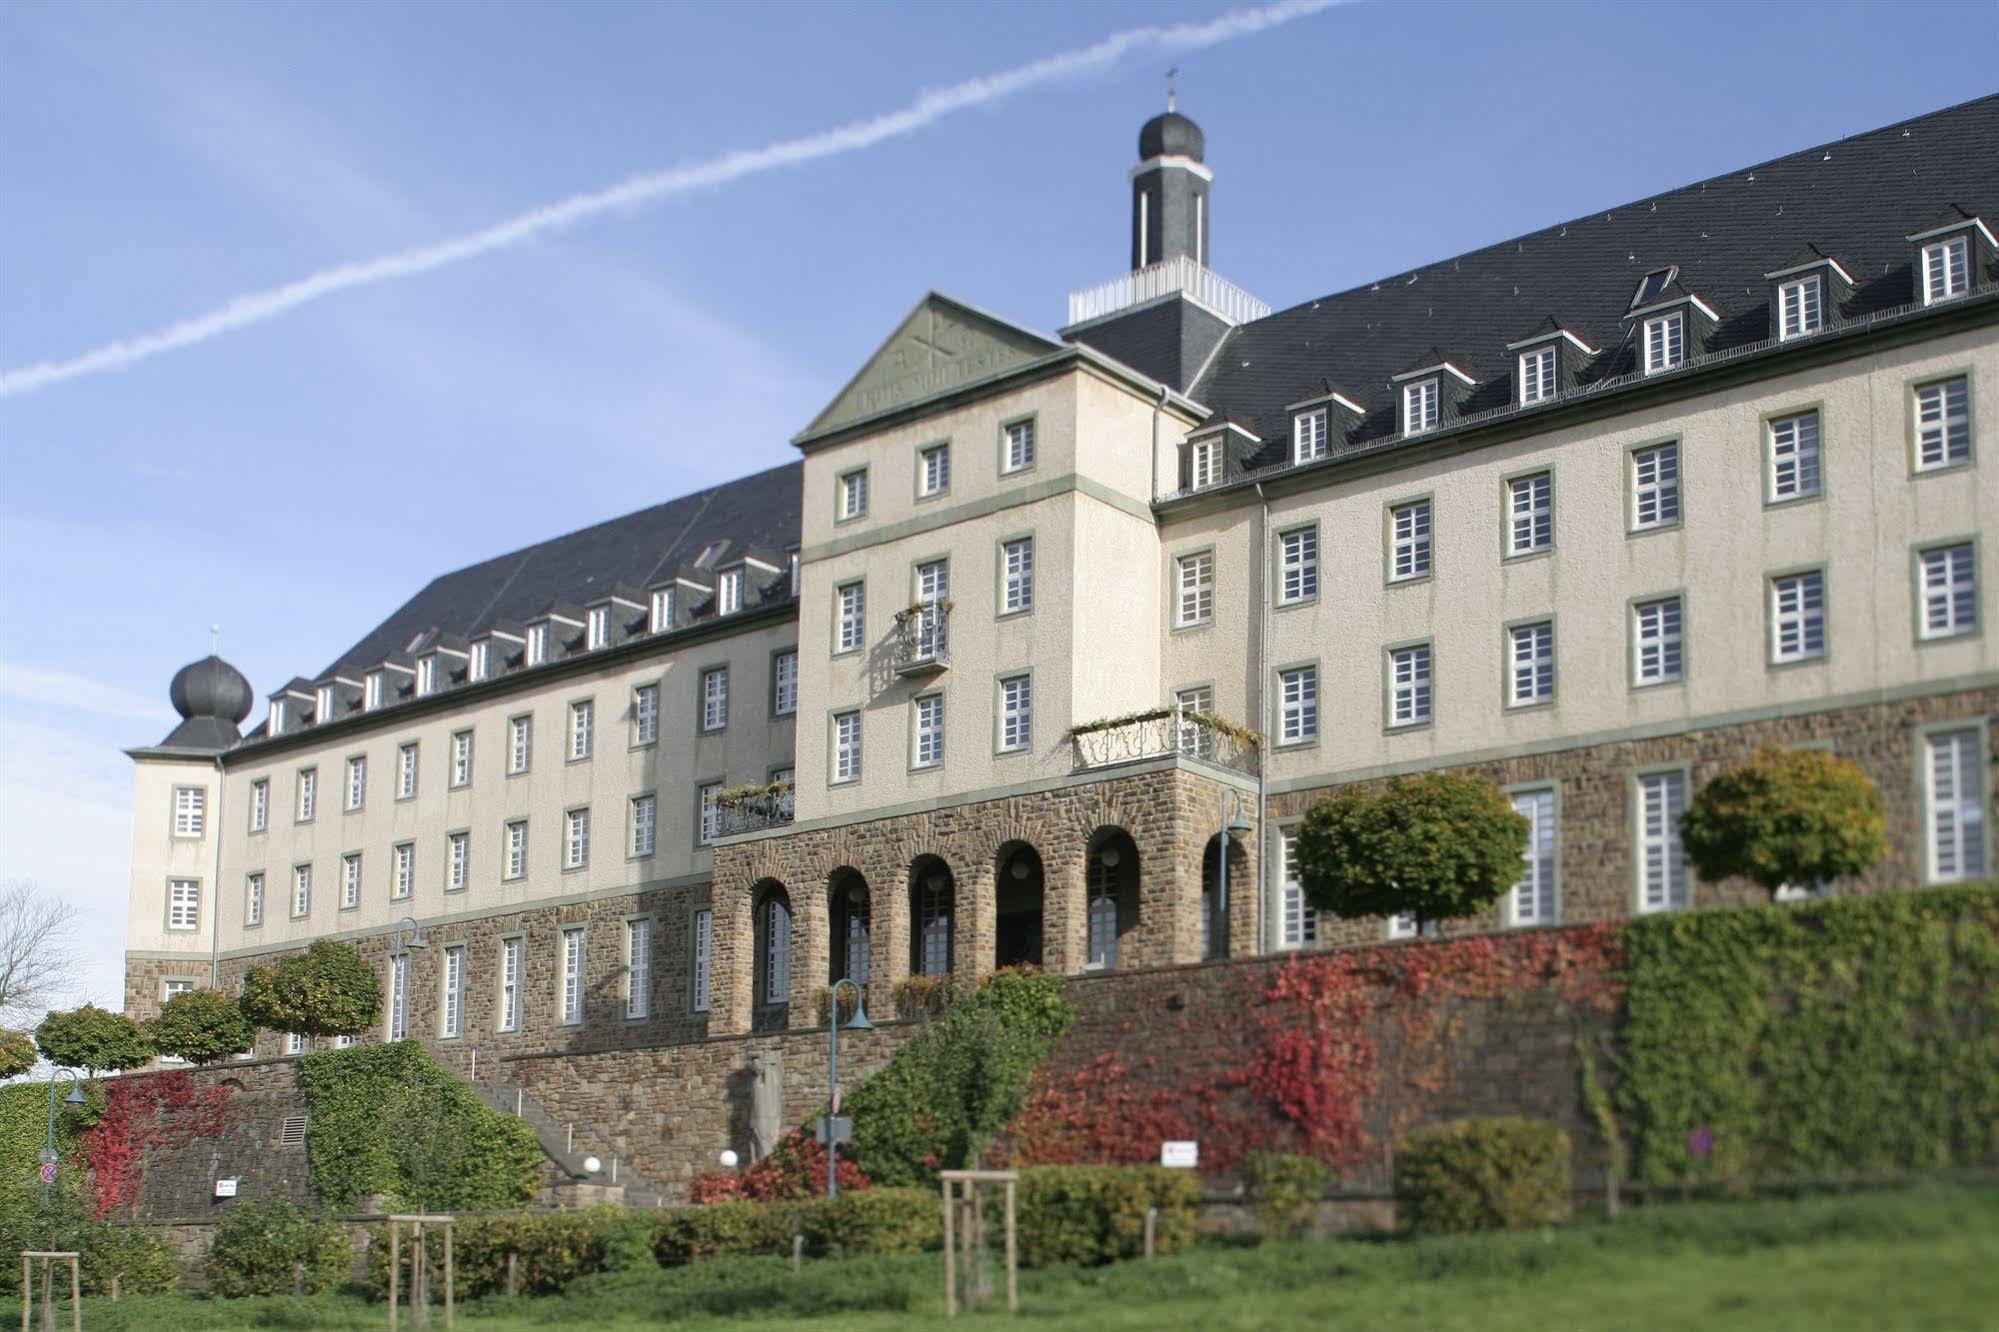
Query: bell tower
1130 89 1211 271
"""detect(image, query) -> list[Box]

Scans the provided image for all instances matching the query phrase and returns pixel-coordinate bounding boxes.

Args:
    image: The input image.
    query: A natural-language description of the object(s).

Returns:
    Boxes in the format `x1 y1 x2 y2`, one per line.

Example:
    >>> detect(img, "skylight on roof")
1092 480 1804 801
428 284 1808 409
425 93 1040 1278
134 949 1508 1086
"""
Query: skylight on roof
694 541 729 569
1631 266 1678 309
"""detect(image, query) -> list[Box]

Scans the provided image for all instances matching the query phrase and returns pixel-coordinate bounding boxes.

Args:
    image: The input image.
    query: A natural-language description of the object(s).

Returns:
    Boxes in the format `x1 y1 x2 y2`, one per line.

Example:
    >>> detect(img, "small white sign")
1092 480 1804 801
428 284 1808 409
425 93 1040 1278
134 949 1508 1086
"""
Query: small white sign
214 1178 239 1198
1160 1141 1199 1169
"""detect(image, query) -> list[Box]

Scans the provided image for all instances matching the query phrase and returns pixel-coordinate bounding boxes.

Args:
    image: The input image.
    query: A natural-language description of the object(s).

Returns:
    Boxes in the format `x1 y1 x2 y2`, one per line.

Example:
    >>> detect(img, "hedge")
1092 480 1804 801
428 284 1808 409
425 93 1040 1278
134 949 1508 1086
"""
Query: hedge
1240 1151 1330 1241
1015 1166 1201 1268
1617 883 1999 1186
1395 1117 1571 1234
204 1197 350 1297
0 1170 177 1297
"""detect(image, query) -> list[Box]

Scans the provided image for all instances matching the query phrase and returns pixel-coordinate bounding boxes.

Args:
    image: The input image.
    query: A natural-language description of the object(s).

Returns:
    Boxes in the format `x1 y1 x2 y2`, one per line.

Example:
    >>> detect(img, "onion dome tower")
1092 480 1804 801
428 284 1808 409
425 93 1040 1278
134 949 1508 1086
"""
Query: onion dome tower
1131 96 1210 271
157 653 253 751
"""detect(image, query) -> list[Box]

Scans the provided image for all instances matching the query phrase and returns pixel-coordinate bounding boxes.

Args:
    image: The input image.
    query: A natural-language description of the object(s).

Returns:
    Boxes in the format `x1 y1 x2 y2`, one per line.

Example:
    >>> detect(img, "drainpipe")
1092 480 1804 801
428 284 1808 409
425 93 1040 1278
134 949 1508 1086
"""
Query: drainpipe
1253 481 1271 954
1151 385 1169 501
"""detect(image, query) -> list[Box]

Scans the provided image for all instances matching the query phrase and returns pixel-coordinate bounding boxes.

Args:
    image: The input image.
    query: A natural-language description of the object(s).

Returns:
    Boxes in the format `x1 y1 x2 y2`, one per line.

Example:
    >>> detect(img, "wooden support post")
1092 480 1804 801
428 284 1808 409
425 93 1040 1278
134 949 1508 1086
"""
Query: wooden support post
1145 1206 1157 1259
791 1234 803 1274
1005 1178 1018 1313
444 1221 455 1329
505 1252 518 1299
389 1224 401 1332
65 1261 78 1332
941 1177 957 1319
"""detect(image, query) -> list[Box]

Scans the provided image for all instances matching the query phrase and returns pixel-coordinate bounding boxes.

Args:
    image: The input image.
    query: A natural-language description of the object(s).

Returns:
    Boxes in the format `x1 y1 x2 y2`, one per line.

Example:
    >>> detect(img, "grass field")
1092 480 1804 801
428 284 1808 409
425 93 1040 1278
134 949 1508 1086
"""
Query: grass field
45 1180 1999 1330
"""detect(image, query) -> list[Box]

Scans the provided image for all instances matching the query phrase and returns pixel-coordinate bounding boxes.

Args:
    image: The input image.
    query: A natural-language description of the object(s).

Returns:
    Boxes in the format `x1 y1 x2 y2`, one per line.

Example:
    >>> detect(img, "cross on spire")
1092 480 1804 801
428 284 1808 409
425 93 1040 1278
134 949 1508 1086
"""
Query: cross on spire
210 624 221 656
1167 67 1178 113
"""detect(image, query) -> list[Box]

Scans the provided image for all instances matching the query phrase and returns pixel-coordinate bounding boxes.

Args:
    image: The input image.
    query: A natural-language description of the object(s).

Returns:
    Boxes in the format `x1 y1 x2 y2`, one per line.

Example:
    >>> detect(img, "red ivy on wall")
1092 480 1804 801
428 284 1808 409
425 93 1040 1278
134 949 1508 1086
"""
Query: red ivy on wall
76 1072 235 1219
689 1126 869 1203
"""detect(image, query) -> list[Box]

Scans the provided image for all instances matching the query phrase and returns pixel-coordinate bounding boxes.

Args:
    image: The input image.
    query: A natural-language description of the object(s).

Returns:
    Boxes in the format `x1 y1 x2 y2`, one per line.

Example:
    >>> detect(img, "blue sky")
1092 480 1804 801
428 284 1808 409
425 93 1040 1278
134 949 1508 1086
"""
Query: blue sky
2 0 1993 1014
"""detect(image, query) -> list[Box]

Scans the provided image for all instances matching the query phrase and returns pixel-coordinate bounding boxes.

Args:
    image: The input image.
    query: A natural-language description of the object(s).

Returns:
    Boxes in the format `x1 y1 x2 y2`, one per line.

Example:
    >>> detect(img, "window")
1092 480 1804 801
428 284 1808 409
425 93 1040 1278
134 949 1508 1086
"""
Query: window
296 768 317 822
397 743 419 799
1507 473 1552 556
999 675 1032 753
1086 854 1119 969
1632 268 1675 306
1926 728 1988 881
772 652 798 716
718 568 743 615
581 605 607 650
498 937 524 1032
560 928 585 1026
630 794 657 857
315 684 335 723
504 820 528 880
1277 829 1319 948
1278 666 1318 745
172 786 205 838
284 1032 306 1056
468 640 489 682
440 945 465 1038
1919 543 1978 639
836 582 866 653
625 918 652 1020
915 558 948 608
1630 443 1681 529
363 672 384 711
525 623 549 666
1771 571 1827 663
1001 538 1034 614
838 468 869 520
1003 419 1036 473
392 842 415 899
451 730 473 787
344 756 366 811
565 808 591 869
919 442 950 497
1389 644 1433 727
508 716 532 773
1509 621 1556 707
166 879 199 931
691 909 713 1013
1278 527 1318 604
761 895 792 1005
698 783 723 845
1637 771 1689 912
1633 596 1685 684
1922 236 1970 304
1176 551 1214 626
1401 378 1440 435
249 779 269 832
650 587 675 633
1389 500 1432 580
341 853 362 909
1293 407 1329 462
417 656 439 697
1509 788 1558 926
1779 275 1824 339
912 694 945 768
1175 686 1214 758
832 711 863 783
447 831 469 892
245 872 264 927
1768 410 1822 501
1518 346 1557 405
1387 914 1420 941
1643 312 1685 373
291 864 312 918
1190 438 1221 489
701 668 728 732
569 699 594 759
269 698 287 735
1914 377 1972 471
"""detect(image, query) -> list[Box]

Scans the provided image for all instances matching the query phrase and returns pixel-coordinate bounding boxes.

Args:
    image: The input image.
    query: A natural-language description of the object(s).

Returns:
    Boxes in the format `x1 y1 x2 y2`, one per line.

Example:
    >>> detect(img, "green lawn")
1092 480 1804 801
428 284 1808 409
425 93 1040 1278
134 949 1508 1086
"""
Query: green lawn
51 1180 1999 1331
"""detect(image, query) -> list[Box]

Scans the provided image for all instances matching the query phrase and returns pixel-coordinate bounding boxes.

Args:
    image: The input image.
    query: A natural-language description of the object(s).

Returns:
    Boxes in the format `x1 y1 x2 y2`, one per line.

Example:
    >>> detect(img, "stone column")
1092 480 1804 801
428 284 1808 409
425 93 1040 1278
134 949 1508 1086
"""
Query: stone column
955 857 997 984
788 876 830 1031
1043 845 1088 976
877 867 911 1017
709 858 755 1037
1227 827 1262 960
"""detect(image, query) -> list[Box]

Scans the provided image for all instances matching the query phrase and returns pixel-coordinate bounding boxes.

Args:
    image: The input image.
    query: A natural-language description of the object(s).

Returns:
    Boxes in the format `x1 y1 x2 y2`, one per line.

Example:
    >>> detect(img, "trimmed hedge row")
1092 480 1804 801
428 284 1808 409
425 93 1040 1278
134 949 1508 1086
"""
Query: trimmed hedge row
1395 1118 1571 1234
1015 1165 1202 1267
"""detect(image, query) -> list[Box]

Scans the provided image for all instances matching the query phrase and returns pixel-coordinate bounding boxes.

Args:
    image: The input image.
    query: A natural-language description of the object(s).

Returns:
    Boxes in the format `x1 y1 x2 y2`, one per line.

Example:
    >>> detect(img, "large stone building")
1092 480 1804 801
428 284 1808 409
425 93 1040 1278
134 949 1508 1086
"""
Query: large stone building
125 95 1995 1160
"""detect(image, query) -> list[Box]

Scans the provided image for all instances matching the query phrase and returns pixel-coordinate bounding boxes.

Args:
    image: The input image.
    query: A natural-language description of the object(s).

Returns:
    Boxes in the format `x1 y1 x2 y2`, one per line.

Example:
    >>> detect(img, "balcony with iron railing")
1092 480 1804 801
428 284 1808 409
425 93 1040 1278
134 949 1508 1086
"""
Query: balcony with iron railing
715 781 795 837
1068 705 1261 780
1066 256 1273 328
893 601 951 676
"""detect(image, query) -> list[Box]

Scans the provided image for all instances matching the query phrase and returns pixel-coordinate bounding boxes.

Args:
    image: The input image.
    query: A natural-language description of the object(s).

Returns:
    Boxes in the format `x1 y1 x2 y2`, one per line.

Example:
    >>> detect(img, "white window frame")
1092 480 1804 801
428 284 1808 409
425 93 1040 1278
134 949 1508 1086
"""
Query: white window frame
630 793 657 858
698 783 723 846
1002 419 1036 474
468 640 490 682
1518 346 1557 405
525 623 549 667
1924 727 1988 883
497 936 524 1033
166 878 200 932
1293 407 1328 462
773 651 798 716
1508 620 1556 708
1630 442 1682 530
397 742 419 800
1922 236 1970 305
691 908 713 1013
998 674 1032 753
1389 500 1432 581
1779 274 1824 339
345 755 366 811
1277 665 1318 745
559 927 586 1026
1175 551 1214 627
1276 827 1319 949
1635 770 1689 913
508 715 532 774
649 587 674 634
450 730 473 787
416 655 436 696
1001 538 1034 615
1388 643 1432 728
912 693 944 769
832 711 863 784
447 831 469 892
1913 377 1972 472
1632 595 1685 685
564 808 591 870
245 872 264 927
1508 787 1558 926
392 842 415 900
1402 378 1440 435
1277 527 1318 604
700 667 729 732
1174 686 1214 759
918 441 950 497
341 853 362 910
1642 311 1685 373
1190 438 1221 490
315 684 335 723
634 683 660 744
1770 570 1827 663
296 768 317 822
836 582 866 654
1918 542 1978 640
1767 409 1823 502
1506 473 1552 556
386 951 409 1041
569 698 595 760
718 568 743 615
363 672 384 712
172 786 206 838
586 605 610 649
625 917 652 1021
838 468 869 521
249 778 269 833
291 864 312 918
504 820 528 880
440 945 466 1039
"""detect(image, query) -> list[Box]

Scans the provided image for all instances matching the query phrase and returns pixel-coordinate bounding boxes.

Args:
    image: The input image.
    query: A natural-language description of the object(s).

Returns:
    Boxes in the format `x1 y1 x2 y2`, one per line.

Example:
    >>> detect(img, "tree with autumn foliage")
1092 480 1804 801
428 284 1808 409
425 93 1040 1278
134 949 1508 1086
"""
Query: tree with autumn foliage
1679 746 1887 899
1296 773 1529 932
239 939 380 1038
35 1004 153 1076
0 1028 36 1078
147 988 255 1064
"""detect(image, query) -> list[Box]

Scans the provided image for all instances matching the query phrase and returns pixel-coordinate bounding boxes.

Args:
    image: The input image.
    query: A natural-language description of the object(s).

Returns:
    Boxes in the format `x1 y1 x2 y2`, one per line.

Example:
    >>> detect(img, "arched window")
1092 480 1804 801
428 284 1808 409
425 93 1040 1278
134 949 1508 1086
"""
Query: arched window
911 861 954 978
994 842 1045 969
755 886 793 1010
831 871 871 987
1086 834 1137 970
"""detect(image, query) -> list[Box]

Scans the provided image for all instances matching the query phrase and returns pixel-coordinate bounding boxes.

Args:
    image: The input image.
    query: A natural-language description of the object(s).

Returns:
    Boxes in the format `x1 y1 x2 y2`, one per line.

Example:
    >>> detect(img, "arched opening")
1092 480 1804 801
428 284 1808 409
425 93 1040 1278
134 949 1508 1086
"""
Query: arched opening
994 842 1045 969
752 881 793 1032
1201 834 1247 961
1085 830 1140 970
909 856 955 979
829 868 872 988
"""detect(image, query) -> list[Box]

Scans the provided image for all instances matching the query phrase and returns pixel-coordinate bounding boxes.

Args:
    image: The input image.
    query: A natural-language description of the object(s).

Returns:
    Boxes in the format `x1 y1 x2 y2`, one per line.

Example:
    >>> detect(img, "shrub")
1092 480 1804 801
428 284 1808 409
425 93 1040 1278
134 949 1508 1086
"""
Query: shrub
367 1209 643 1299
1015 1165 1201 1268
890 973 951 1020
239 940 380 1038
656 1200 794 1265
205 1197 350 1297
0 1169 177 1297
34 1004 153 1075
1240 1151 1330 1241
689 1127 868 1203
147 989 255 1065
1680 747 1887 898
0 1029 36 1078
796 1187 937 1256
1395 1117 1571 1234
1297 774 1529 930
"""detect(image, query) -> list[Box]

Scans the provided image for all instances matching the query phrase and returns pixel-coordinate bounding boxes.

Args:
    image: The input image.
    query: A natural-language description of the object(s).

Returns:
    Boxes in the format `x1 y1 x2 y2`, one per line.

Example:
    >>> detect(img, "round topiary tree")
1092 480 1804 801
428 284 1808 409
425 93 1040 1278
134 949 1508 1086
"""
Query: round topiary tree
1296 772 1530 932
239 940 380 1039
147 988 256 1065
35 1004 153 1076
1679 746 1887 900
0 1028 38 1079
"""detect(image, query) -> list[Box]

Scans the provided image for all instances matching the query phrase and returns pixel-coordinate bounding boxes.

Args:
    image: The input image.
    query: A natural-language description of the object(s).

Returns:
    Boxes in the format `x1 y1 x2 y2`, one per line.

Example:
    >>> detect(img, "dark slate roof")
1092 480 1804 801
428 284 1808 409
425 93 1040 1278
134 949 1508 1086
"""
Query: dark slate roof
1189 93 1999 472
321 462 801 680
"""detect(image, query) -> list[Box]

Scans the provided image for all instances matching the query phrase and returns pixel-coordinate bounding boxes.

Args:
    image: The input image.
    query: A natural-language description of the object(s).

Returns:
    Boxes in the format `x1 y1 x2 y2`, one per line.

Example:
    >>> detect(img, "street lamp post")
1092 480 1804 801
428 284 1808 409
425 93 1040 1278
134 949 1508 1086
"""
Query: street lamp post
824 976 873 1197
41 1070 86 1206
389 916 428 1041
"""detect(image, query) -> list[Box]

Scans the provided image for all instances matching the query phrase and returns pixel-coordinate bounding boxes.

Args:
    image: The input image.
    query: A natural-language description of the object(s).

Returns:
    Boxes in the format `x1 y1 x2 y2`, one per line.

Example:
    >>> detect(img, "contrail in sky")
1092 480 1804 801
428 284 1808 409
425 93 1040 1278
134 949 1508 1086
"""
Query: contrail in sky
1 0 1343 400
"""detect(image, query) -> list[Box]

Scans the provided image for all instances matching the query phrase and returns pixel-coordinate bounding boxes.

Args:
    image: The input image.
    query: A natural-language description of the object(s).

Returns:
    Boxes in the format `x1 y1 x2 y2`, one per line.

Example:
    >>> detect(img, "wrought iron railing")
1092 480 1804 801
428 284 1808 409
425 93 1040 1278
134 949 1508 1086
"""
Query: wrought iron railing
1069 707 1260 779
1067 256 1273 327
715 784 794 837
893 602 950 673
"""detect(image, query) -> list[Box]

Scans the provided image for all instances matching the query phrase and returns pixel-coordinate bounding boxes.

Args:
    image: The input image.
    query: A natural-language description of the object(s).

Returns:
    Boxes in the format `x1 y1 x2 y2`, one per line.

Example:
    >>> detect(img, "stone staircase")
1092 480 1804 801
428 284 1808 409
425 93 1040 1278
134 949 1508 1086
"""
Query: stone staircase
470 1075 668 1208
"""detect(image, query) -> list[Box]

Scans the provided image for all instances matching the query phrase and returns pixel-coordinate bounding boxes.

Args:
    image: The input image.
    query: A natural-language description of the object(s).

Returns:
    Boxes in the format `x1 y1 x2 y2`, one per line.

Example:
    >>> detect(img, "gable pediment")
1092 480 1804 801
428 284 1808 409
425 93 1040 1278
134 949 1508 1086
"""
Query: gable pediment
799 293 1060 444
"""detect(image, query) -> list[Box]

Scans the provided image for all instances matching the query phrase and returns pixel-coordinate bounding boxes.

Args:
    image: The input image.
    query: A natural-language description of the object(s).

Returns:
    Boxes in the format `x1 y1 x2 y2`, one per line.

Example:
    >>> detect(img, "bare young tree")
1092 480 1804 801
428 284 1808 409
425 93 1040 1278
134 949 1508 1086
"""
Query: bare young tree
0 879 79 1025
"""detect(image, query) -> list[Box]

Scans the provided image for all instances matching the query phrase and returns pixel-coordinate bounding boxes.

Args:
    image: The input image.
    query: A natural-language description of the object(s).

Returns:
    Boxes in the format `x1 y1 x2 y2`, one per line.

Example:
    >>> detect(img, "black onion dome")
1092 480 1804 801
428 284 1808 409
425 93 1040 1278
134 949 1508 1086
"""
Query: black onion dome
1139 111 1204 163
170 654 253 725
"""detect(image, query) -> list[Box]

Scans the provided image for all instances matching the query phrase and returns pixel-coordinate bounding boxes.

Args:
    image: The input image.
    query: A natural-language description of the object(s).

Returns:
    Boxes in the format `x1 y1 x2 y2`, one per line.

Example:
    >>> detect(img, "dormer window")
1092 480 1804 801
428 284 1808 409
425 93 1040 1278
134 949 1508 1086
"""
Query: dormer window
1402 379 1440 435
468 640 489 682
718 568 744 615
649 587 674 633
526 623 549 666
788 550 801 597
1922 235 1970 304
416 657 437 696
1779 275 1824 339
586 605 609 650
1293 408 1328 463
1518 346 1557 404
314 684 334 723
269 699 286 736
363 671 384 712
1190 438 1221 490
1643 312 1685 374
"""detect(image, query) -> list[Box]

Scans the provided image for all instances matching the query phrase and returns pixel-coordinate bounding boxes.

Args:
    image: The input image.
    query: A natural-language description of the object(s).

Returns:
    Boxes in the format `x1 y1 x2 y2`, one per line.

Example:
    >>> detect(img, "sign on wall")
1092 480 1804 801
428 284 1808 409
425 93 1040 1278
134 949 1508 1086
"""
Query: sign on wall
1160 1141 1199 1168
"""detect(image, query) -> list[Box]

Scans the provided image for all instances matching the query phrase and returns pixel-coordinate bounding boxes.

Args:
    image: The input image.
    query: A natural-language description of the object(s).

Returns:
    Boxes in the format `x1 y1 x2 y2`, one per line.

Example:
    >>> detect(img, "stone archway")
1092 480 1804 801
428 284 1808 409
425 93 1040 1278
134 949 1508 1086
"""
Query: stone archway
1083 829 1140 970
751 880 793 1033
908 856 956 979
994 841 1045 969
829 868 872 988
